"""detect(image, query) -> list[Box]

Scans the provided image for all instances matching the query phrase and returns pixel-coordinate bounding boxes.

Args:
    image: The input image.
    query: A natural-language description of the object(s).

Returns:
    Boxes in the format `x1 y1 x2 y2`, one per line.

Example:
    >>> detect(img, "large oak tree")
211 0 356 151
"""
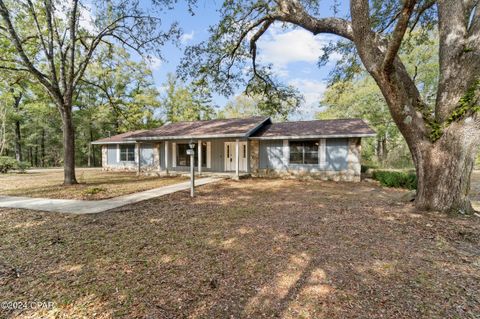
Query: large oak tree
182 0 480 214
0 0 178 184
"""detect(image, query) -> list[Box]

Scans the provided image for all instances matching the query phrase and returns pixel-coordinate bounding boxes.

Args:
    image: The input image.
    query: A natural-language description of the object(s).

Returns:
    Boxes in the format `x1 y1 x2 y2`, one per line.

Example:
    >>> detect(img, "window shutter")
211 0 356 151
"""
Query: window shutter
172 142 177 167
206 142 211 168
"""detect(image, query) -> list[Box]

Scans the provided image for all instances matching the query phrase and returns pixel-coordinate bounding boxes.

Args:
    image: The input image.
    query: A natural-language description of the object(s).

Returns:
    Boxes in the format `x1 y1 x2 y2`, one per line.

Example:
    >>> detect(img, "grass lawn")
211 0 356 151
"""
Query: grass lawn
1 178 479 318
0 168 187 200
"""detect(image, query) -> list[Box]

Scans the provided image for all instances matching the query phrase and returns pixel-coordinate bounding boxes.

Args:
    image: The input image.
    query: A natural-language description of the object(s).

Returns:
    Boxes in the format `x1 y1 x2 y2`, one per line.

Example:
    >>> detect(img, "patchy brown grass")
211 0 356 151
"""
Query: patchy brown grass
0 169 187 200
1 178 479 318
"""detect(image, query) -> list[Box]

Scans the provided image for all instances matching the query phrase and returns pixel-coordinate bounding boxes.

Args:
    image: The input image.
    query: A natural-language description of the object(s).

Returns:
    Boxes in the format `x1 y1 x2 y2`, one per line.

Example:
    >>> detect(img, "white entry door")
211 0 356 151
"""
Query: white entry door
224 142 247 172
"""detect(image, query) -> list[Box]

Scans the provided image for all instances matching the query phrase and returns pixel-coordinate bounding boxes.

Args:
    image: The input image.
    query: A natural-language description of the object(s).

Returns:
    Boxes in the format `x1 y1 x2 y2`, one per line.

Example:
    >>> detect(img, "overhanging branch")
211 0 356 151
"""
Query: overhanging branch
382 0 417 72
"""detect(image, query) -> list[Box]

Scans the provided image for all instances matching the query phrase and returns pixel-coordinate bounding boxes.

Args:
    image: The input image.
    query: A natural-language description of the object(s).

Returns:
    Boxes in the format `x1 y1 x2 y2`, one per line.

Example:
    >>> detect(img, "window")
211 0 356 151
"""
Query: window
120 145 135 161
289 141 319 164
243 144 247 158
177 143 207 167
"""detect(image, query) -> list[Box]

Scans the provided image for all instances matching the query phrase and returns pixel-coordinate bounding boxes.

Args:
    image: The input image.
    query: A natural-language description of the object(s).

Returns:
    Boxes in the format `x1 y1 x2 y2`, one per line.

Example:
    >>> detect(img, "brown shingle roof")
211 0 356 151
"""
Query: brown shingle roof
129 116 270 140
91 130 148 144
251 119 376 139
92 117 375 144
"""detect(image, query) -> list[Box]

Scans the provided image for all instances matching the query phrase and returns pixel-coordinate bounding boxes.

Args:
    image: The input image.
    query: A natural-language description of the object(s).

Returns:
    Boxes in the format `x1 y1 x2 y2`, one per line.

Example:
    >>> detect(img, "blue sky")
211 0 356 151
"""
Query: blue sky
137 1 348 120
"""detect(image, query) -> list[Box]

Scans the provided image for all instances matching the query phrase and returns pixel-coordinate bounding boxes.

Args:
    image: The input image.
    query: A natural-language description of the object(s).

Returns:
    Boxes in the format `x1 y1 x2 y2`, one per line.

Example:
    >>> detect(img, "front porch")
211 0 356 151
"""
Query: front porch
135 138 251 179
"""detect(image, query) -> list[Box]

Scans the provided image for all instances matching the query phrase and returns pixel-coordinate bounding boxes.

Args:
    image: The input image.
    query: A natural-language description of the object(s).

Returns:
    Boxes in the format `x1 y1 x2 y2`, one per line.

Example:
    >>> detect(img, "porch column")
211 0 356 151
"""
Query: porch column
157 143 161 172
235 139 240 178
136 142 141 174
198 139 202 174
164 141 169 174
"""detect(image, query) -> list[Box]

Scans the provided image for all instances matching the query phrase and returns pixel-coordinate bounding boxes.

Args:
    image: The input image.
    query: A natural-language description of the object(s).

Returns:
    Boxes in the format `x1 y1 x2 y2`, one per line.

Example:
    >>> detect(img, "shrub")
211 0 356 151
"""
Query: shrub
372 170 417 190
16 161 30 173
83 187 106 196
0 156 20 173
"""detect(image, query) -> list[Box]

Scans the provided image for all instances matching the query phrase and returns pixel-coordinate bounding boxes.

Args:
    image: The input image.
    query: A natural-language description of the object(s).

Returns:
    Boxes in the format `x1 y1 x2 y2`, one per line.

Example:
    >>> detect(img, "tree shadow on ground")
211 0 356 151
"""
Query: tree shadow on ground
0 178 479 318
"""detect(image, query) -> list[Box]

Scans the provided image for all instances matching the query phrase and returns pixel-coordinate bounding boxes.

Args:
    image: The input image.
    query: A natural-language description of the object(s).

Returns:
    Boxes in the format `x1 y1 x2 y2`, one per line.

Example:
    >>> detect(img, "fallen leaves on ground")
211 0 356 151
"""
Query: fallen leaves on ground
0 178 479 318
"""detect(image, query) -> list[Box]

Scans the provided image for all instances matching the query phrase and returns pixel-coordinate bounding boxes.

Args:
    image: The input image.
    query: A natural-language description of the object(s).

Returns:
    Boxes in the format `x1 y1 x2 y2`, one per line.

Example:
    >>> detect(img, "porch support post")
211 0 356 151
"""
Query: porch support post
136 142 141 174
235 139 240 179
157 143 161 172
198 139 202 174
164 141 169 175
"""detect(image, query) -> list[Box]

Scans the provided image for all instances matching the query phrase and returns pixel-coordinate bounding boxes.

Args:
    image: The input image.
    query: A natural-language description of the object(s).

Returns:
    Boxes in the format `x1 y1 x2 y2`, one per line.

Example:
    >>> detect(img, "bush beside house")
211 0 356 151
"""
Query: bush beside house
372 170 417 190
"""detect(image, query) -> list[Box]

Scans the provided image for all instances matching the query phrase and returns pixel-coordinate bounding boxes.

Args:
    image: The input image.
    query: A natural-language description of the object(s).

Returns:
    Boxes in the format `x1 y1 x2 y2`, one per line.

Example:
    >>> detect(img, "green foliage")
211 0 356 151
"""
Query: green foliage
0 156 28 173
372 170 418 190
0 156 18 173
83 187 106 196
218 93 296 120
318 77 411 168
161 73 214 122
317 32 438 167
447 79 480 124
16 161 30 172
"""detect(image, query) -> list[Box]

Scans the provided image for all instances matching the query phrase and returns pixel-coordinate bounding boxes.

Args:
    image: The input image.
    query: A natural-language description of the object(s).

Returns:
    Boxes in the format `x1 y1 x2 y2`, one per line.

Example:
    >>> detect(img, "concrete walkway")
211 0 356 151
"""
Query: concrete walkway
0 177 223 214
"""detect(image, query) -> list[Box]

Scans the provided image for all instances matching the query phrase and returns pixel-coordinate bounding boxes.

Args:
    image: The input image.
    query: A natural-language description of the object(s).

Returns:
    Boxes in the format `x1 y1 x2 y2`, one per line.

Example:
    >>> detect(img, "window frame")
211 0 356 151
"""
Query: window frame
289 140 319 165
176 143 207 167
120 144 135 162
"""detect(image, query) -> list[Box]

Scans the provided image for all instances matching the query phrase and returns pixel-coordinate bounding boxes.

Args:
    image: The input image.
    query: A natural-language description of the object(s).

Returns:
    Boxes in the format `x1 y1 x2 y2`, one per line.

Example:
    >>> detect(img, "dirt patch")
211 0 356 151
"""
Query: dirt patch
0 178 479 318
0 169 187 200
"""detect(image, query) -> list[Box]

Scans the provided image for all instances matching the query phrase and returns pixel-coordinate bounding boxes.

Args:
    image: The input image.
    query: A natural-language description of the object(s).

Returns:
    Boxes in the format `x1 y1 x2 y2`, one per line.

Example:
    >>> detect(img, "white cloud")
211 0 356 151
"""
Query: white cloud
288 78 327 120
257 25 340 77
181 31 195 43
145 56 163 70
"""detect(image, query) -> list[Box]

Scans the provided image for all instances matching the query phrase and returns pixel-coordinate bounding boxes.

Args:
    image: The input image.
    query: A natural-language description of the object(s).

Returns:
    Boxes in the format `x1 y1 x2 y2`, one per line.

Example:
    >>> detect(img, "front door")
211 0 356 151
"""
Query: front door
224 142 247 172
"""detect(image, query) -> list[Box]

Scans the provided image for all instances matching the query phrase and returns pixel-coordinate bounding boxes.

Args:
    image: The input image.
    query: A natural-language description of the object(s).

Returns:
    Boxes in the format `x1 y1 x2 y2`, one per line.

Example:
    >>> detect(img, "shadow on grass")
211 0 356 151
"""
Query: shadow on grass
1 178 479 318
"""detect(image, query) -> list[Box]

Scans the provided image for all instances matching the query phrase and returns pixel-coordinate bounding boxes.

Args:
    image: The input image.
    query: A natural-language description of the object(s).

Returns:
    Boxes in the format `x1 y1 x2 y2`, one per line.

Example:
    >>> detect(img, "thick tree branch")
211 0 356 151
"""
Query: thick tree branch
409 0 437 34
66 0 79 102
382 0 417 72
275 0 354 40
249 20 273 85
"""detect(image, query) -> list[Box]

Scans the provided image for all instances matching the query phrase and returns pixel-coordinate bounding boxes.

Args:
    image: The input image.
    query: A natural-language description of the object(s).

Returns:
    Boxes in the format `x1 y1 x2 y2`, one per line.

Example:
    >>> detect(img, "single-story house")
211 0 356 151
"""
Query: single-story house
91 117 375 182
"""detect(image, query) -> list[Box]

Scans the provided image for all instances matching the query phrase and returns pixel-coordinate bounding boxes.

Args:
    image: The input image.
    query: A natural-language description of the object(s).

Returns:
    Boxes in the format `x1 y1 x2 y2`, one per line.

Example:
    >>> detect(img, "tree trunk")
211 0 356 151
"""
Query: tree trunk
88 126 93 167
29 147 33 166
412 124 479 214
34 144 38 167
13 92 23 162
41 128 45 167
60 107 77 185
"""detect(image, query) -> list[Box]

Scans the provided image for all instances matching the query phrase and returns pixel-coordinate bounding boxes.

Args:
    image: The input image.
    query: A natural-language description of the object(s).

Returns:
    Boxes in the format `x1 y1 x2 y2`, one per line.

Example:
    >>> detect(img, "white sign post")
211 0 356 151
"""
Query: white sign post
187 142 195 197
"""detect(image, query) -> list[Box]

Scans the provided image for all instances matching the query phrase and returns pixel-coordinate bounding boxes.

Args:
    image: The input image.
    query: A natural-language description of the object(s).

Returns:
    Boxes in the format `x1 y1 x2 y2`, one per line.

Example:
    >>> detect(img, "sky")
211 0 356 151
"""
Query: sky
136 1 349 120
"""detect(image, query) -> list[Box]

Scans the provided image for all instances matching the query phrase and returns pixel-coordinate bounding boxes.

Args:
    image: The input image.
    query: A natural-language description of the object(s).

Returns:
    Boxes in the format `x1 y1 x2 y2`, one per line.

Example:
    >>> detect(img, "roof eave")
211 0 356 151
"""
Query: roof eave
250 133 377 140
123 133 251 141
91 140 136 145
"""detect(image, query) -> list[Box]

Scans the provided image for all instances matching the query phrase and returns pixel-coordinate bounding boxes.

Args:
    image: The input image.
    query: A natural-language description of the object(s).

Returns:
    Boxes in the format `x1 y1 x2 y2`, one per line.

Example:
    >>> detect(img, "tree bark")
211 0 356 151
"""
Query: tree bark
60 106 77 185
413 123 479 214
88 126 93 167
41 128 45 167
34 144 38 167
13 92 22 162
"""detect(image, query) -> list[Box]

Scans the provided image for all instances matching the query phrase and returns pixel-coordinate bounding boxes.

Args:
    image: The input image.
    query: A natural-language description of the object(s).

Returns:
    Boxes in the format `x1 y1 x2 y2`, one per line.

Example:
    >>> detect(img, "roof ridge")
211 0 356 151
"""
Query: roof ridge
275 118 366 124
164 115 268 125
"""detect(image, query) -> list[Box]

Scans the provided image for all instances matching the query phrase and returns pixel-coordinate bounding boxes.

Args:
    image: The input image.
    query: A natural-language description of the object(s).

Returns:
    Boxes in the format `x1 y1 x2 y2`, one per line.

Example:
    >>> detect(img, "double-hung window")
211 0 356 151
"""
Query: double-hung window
289 141 319 164
120 145 135 161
